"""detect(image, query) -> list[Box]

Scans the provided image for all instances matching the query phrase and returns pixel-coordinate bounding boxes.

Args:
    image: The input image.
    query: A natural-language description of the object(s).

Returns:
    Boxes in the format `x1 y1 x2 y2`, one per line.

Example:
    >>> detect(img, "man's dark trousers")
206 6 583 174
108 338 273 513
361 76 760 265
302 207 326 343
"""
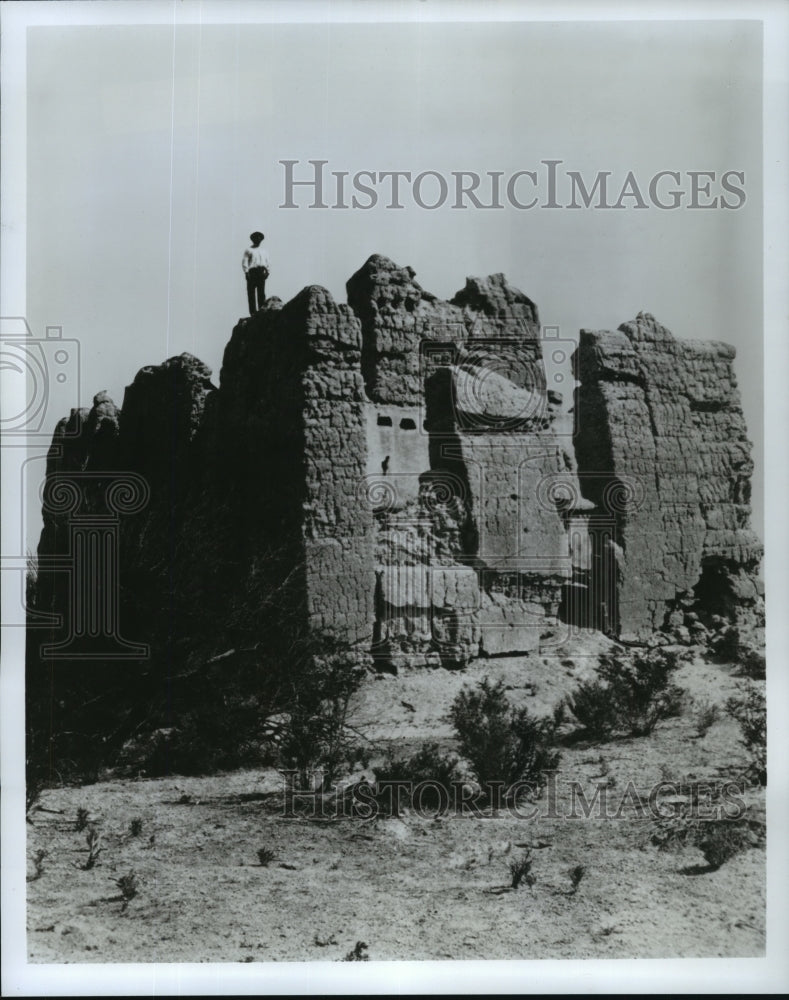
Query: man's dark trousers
246 266 267 315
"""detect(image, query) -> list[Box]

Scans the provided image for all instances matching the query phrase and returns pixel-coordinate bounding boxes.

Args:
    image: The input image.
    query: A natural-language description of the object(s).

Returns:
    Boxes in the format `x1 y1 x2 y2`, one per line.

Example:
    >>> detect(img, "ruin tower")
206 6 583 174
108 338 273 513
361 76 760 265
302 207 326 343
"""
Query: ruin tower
33 259 762 671
573 312 763 641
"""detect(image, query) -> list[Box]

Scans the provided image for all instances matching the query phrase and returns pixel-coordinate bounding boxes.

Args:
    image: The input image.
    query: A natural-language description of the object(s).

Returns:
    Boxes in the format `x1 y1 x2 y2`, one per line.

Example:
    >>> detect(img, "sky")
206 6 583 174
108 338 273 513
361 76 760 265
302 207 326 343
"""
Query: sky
24 17 763 541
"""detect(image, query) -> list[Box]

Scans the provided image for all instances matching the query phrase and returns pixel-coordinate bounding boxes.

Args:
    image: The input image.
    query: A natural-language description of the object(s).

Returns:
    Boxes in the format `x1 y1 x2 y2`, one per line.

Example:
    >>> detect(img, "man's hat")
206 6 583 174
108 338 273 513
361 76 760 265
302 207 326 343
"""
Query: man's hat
250 231 264 241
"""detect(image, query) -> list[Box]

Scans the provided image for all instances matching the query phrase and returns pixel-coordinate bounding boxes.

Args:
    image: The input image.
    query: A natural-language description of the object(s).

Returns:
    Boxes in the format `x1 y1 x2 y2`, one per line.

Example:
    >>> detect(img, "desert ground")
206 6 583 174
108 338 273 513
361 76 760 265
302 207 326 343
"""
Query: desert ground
26 636 765 963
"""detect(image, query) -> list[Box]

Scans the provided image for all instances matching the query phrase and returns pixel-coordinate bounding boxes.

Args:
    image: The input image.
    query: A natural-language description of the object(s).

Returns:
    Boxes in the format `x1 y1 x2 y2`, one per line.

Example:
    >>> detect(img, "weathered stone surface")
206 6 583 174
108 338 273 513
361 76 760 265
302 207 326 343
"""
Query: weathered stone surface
35 393 122 618
120 353 215 490
451 273 540 330
346 255 542 405
34 274 761 677
476 591 543 656
573 312 762 640
218 286 375 644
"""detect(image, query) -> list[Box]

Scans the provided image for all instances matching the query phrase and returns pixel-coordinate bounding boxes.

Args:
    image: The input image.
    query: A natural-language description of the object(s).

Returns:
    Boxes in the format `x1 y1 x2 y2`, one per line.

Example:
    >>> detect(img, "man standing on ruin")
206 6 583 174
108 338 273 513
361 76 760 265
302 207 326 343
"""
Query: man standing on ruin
242 231 269 315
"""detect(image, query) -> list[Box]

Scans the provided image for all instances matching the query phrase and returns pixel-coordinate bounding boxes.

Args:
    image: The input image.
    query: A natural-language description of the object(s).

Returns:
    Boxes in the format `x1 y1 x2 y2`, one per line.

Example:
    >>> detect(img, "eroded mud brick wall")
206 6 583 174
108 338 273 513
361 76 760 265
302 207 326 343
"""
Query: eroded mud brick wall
424 364 577 655
35 261 762 671
574 312 762 640
346 253 543 405
348 255 577 660
219 287 375 644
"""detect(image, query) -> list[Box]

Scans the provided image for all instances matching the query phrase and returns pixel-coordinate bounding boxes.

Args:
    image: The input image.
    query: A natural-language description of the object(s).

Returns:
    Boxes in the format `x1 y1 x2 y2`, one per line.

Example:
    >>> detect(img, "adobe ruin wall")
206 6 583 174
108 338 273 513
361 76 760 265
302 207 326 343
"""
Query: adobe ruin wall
34 255 763 670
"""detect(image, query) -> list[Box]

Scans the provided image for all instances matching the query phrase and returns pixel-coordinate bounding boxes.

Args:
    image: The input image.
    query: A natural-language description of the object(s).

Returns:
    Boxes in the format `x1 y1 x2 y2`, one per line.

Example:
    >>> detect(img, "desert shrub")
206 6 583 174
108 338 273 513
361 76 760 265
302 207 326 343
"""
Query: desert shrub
75 807 90 831
29 849 47 882
725 684 766 785
509 850 535 889
568 863 586 894
374 742 459 812
278 649 369 790
376 742 459 787
342 941 369 962
449 678 560 799
129 818 143 837
710 625 766 680
651 811 765 870
115 871 138 903
600 648 684 736
563 679 618 739
566 648 684 739
257 847 276 867
156 695 279 776
693 698 721 738
115 871 139 913
83 827 102 870
737 645 766 680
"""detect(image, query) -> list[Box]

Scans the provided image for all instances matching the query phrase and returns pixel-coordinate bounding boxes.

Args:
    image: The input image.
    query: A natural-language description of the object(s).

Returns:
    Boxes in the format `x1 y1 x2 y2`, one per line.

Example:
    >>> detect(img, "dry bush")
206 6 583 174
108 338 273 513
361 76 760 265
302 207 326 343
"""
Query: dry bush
651 811 765 870
565 648 684 739
509 851 536 890
693 698 721 738
725 684 766 786
449 678 560 800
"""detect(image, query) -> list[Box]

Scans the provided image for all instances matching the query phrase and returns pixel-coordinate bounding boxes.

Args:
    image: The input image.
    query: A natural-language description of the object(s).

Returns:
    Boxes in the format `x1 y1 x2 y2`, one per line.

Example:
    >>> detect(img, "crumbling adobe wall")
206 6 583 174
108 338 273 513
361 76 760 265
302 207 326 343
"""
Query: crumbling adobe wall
348 256 577 661
423 363 575 655
573 312 762 640
34 265 763 677
346 254 542 405
216 286 375 644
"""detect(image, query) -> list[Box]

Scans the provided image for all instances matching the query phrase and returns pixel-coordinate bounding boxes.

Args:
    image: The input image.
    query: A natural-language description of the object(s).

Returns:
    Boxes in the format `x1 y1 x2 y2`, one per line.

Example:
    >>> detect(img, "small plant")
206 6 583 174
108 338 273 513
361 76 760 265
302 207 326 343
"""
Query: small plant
115 871 138 911
278 648 369 790
449 678 560 800
659 762 677 782
129 817 143 837
696 824 757 869
75 807 89 831
342 941 369 962
29 849 47 881
568 863 586 894
738 647 766 680
725 684 766 785
509 850 535 890
374 742 459 813
651 812 765 871
693 698 721 738
257 847 276 867
566 649 684 739
84 827 102 870
711 625 765 679
564 679 618 739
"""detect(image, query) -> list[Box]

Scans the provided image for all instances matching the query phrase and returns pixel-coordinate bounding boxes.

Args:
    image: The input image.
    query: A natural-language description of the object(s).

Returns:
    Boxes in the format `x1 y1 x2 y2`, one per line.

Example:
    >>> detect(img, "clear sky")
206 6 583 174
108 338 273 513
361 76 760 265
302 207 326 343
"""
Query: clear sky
25 18 763 540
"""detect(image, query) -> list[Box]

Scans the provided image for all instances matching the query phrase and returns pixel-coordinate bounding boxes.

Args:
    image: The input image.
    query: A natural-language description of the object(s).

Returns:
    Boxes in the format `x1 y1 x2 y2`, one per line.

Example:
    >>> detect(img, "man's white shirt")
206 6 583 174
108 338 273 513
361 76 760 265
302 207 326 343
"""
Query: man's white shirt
243 245 270 272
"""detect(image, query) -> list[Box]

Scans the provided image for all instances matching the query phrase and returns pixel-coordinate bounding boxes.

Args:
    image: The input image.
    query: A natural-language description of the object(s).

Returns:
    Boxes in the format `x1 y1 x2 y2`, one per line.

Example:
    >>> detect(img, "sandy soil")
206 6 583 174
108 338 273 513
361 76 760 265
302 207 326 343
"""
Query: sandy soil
26 640 765 963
